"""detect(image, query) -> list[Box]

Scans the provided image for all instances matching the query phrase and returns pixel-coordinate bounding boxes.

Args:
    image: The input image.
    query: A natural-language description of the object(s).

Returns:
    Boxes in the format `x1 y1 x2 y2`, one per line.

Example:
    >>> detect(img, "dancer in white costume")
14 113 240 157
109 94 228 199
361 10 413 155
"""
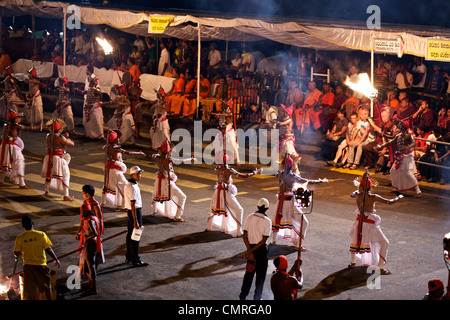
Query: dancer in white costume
82 77 104 140
24 67 43 129
52 77 75 133
149 86 170 150
208 153 261 237
101 129 145 209
212 101 240 164
0 66 25 119
378 115 421 197
106 96 136 145
40 118 75 201
277 105 300 174
152 140 195 222
0 110 34 188
348 171 402 275
272 154 328 250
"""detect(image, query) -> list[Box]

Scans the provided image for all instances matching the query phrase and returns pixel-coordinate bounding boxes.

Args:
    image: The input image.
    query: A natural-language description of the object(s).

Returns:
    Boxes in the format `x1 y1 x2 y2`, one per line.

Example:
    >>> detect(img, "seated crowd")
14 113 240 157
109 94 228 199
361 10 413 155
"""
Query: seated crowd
1 25 450 185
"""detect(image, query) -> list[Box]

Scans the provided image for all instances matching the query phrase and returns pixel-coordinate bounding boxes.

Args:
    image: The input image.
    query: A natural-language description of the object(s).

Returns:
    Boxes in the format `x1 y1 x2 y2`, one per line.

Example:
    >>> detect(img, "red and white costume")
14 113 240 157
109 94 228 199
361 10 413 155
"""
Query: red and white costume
0 136 26 186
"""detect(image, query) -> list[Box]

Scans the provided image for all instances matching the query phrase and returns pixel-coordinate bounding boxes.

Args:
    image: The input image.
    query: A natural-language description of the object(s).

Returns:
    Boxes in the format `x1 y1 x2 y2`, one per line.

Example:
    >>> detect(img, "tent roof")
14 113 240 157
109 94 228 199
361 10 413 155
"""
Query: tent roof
1 0 450 57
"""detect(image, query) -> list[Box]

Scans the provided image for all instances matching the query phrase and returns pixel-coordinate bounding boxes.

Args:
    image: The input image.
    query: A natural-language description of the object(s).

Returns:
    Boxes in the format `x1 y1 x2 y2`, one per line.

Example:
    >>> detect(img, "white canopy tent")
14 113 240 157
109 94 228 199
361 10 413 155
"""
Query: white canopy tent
1 0 449 114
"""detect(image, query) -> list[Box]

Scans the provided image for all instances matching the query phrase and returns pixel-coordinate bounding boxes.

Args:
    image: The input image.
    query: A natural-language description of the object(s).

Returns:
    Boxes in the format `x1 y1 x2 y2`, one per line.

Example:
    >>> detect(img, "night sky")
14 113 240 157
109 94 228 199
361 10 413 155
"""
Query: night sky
93 0 450 28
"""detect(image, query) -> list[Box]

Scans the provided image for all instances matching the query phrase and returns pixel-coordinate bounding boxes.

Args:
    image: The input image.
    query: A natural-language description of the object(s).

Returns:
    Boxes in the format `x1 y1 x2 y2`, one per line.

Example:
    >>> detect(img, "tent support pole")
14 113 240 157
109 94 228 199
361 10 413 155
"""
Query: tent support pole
63 8 67 77
370 49 374 117
196 23 201 119
32 15 36 52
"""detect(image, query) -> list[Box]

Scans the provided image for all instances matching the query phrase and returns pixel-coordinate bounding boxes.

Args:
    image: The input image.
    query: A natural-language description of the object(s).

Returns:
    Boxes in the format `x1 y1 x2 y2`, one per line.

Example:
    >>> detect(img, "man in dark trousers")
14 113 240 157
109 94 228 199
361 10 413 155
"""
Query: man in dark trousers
239 198 272 300
124 166 148 267
270 255 303 300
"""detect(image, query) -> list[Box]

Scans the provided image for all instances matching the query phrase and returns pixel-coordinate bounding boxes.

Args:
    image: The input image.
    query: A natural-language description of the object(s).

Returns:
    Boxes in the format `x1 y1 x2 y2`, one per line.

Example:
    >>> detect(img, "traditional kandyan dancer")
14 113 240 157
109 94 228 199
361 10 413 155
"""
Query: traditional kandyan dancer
52 77 75 133
277 104 301 174
272 154 328 250
40 118 75 201
377 115 422 197
82 76 104 140
0 110 34 188
208 153 261 237
348 171 402 275
106 96 136 145
0 66 25 119
151 139 195 222
24 67 43 130
212 100 240 164
149 86 171 150
101 129 145 209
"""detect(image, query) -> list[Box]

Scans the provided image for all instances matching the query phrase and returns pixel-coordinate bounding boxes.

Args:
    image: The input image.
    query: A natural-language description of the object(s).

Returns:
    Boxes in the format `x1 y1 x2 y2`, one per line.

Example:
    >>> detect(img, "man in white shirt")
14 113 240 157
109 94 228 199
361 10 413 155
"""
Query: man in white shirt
411 57 427 90
260 100 277 129
158 41 170 76
395 64 413 92
208 42 222 70
133 35 146 53
239 198 272 300
124 166 148 267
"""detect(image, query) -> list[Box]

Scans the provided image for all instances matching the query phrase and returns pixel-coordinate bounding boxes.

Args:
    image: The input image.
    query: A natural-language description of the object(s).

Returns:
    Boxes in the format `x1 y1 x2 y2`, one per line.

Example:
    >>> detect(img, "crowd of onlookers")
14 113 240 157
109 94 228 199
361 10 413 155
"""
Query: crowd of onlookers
1 23 450 184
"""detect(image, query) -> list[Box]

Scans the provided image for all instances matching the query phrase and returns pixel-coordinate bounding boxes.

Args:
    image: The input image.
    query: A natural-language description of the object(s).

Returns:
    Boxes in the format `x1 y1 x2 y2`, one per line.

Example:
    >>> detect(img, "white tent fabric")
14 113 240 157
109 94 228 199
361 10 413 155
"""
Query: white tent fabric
1 0 449 58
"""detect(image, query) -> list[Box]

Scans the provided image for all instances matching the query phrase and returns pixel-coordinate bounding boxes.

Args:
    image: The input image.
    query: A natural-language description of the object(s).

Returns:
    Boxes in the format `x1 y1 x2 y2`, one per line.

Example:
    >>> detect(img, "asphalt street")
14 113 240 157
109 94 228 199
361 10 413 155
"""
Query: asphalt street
0 116 449 303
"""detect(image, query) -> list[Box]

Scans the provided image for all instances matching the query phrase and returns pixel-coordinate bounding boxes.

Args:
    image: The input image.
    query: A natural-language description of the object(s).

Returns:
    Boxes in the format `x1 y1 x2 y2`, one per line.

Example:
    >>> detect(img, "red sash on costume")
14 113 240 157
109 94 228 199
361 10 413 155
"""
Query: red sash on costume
0 138 12 172
45 148 64 180
87 198 104 235
78 215 102 254
215 183 227 216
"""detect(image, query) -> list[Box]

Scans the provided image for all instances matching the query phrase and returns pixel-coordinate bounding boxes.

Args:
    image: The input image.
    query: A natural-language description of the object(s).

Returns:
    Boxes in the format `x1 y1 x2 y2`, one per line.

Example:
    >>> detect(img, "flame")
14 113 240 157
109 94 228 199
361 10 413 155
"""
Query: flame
0 283 8 294
95 37 113 55
344 73 378 99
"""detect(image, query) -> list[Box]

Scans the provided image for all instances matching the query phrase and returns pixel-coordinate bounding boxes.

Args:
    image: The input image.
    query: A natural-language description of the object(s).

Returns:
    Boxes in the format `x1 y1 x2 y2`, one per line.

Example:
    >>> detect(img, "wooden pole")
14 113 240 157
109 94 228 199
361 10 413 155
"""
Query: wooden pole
196 23 201 119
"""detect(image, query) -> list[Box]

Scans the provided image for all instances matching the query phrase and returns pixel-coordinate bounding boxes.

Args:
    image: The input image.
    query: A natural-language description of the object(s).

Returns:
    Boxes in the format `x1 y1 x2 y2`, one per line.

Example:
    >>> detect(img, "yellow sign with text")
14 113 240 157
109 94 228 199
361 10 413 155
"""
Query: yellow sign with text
149 16 174 34
426 39 450 62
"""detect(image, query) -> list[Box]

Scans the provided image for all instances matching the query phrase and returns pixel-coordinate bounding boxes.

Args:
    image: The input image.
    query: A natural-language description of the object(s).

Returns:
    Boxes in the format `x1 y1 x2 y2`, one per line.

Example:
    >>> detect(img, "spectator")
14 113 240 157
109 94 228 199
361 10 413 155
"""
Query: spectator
0 47 12 74
50 50 63 65
343 108 373 170
374 57 389 88
425 65 446 97
321 109 348 161
437 106 450 130
396 95 416 129
158 41 170 76
411 57 427 91
133 35 145 53
395 64 413 92
413 99 437 133
207 42 222 75
129 46 143 66
327 111 359 167
13 215 60 300
414 125 431 160
145 36 157 74
260 100 277 130
127 57 141 81
418 126 444 183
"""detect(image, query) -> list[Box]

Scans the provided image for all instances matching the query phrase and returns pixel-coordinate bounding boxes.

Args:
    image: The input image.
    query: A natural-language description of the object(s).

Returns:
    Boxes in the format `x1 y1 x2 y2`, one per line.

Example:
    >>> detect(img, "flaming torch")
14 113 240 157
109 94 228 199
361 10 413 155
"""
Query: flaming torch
344 73 378 117
95 37 114 55
96 37 122 83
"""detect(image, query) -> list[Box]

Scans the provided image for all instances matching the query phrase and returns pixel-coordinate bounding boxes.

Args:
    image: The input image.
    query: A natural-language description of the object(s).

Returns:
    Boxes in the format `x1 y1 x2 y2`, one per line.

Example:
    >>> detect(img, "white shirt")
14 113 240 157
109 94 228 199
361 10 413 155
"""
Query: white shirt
124 180 142 209
262 107 277 124
158 48 170 76
412 63 427 88
395 72 413 90
243 212 271 245
133 39 145 52
208 49 222 69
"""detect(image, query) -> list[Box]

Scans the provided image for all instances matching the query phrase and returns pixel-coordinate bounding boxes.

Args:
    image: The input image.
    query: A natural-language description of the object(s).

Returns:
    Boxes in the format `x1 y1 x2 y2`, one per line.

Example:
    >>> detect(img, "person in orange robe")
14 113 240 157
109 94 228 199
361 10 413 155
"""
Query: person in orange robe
181 70 197 117
302 81 322 130
306 83 334 131
127 57 141 81
165 69 186 116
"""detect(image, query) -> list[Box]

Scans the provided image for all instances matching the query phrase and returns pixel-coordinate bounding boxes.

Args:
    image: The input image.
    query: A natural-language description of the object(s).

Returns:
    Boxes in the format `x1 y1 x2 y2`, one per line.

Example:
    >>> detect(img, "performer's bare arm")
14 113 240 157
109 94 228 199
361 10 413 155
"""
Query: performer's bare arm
230 167 261 178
